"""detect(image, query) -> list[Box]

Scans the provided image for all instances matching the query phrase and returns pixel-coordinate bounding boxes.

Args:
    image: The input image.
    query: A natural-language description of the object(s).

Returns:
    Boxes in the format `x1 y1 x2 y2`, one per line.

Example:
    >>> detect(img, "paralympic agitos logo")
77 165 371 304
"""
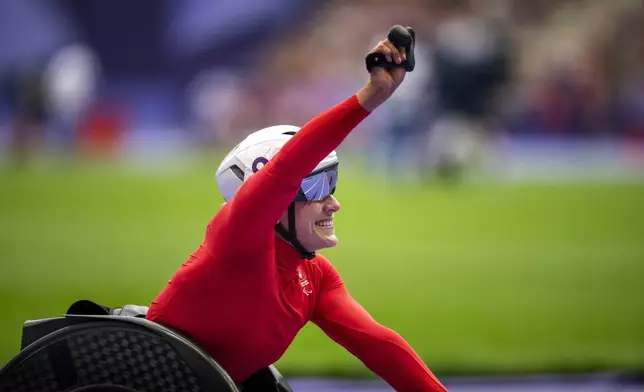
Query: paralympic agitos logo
252 157 269 173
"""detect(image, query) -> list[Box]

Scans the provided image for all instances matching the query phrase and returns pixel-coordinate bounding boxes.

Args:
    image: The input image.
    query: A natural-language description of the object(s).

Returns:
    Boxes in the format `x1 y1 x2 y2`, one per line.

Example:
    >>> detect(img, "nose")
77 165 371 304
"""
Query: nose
324 195 341 214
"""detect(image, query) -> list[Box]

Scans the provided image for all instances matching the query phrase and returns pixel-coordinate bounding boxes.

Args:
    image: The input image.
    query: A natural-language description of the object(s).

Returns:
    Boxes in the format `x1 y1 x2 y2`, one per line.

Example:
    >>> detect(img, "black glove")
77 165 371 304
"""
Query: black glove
365 25 416 73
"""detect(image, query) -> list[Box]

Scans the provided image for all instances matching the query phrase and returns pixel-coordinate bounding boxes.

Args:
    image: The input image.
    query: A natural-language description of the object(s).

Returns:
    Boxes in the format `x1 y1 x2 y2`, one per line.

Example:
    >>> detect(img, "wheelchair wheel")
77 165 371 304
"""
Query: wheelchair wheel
0 317 239 392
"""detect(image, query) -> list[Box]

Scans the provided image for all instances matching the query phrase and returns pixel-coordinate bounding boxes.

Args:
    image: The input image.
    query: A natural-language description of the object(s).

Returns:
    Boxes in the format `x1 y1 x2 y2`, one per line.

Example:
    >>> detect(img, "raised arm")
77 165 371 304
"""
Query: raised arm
312 258 448 392
207 35 409 258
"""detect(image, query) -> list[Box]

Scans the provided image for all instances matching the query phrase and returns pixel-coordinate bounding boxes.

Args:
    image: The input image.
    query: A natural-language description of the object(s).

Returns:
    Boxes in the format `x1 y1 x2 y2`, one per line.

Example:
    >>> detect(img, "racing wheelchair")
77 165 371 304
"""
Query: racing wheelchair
0 300 292 392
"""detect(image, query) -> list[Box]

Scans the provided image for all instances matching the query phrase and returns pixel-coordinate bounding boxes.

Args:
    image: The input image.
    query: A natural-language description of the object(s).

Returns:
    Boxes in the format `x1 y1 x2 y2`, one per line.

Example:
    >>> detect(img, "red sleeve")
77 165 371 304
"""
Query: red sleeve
312 258 448 392
205 96 369 261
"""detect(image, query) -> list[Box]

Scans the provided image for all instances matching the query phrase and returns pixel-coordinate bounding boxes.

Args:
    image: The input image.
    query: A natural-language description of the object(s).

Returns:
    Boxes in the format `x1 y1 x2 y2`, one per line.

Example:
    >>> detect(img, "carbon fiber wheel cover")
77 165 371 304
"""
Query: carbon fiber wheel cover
0 327 212 392
0 347 58 392
69 328 202 391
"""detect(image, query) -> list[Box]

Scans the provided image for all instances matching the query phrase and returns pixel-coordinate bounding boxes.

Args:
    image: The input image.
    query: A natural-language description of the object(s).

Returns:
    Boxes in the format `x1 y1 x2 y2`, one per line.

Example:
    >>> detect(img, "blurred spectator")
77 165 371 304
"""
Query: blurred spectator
423 0 511 179
8 65 49 167
187 70 247 147
76 100 128 160
44 43 101 153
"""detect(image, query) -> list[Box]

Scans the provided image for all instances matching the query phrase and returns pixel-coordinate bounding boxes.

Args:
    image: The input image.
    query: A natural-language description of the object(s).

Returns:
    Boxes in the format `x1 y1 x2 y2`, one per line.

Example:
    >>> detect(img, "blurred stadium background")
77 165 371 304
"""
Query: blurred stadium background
1 0 643 390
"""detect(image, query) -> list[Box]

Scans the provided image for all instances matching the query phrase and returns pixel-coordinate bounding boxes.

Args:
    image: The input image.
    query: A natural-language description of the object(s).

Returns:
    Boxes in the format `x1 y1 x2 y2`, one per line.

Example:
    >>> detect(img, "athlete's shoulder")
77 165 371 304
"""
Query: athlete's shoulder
309 252 336 272
307 253 343 290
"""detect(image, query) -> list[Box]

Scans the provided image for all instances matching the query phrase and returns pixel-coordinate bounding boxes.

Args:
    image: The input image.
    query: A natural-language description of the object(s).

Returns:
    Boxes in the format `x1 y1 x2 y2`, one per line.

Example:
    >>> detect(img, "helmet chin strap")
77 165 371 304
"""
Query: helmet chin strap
274 202 316 260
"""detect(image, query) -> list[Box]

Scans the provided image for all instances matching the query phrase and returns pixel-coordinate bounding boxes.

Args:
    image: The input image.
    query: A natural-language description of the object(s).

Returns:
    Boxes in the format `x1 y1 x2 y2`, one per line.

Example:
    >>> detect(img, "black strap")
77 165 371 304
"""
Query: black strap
288 202 296 238
365 25 416 72
274 202 316 260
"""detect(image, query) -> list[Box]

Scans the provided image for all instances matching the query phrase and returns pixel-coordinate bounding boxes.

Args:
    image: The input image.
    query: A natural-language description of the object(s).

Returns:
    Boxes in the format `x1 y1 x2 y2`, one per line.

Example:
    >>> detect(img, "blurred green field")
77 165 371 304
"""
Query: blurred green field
1 162 643 377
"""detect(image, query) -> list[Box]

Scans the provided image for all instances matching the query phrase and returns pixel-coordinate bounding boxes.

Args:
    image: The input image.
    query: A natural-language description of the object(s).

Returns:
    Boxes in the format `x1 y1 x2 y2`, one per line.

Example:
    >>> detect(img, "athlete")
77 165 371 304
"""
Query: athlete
147 27 448 392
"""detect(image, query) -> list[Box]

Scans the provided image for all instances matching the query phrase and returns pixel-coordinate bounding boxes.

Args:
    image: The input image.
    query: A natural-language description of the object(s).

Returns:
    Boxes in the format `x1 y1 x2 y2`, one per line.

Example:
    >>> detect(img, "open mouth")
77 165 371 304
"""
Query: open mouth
315 218 334 229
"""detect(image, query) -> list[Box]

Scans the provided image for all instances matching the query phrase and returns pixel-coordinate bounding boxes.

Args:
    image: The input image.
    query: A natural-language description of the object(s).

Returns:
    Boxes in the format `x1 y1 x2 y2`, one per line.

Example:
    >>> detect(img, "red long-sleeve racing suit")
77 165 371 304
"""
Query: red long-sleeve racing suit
147 95 448 391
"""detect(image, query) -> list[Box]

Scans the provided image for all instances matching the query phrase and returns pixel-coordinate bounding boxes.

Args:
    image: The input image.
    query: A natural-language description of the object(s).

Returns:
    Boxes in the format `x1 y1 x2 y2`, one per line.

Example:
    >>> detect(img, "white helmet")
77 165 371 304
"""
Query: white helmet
216 125 339 202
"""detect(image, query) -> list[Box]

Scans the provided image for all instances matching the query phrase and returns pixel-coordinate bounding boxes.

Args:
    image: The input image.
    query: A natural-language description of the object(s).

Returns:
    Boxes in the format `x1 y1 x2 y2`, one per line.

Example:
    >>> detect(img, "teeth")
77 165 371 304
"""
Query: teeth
316 219 333 228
